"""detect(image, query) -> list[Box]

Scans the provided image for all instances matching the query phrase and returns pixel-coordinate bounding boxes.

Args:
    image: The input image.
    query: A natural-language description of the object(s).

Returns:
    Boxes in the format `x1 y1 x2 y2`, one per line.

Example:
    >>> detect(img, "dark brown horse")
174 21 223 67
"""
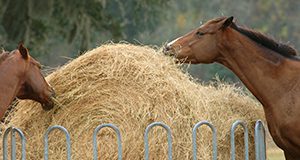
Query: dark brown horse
0 43 55 120
164 16 300 159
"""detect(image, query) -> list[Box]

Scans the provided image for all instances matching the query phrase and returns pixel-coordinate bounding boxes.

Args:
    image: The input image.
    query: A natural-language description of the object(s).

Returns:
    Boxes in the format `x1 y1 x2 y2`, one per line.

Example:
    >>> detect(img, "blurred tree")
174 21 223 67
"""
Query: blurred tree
1 0 299 83
0 0 169 57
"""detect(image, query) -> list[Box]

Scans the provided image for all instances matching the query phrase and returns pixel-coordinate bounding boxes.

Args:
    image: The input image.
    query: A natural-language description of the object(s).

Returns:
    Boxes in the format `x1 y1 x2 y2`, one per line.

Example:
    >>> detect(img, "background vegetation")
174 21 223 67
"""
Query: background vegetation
0 0 299 83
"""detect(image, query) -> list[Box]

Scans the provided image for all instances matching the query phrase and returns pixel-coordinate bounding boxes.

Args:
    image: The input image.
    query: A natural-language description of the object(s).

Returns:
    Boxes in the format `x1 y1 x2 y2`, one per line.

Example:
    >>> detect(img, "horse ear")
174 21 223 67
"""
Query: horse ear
18 43 29 59
222 16 234 29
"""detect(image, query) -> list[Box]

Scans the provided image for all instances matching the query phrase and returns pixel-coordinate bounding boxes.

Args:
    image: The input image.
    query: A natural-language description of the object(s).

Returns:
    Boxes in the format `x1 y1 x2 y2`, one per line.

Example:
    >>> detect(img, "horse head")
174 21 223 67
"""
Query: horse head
164 16 234 64
14 43 56 110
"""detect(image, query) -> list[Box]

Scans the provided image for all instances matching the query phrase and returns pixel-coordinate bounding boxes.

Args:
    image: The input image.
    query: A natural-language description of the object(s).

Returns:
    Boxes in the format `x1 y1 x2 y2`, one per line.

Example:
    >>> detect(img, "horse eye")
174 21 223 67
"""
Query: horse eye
196 31 205 37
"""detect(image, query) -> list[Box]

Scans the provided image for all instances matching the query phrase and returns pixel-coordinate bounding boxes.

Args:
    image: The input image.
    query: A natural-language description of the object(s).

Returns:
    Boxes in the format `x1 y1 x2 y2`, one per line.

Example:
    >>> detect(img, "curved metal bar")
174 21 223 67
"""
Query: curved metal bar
2 127 11 160
93 123 122 160
11 128 16 160
144 122 172 160
255 120 266 160
44 125 71 160
230 120 249 160
3 127 26 160
192 120 217 160
13 128 26 160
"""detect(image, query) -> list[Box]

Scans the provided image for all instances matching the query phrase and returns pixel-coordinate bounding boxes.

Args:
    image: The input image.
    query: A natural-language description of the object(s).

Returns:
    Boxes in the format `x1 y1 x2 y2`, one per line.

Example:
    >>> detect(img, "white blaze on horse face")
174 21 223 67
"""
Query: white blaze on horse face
167 37 182 48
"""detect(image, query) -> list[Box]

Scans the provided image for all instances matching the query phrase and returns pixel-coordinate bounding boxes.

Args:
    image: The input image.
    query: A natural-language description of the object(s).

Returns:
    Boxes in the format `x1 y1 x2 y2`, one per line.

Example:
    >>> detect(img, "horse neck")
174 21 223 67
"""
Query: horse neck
217 31 300 115
0 59 25 119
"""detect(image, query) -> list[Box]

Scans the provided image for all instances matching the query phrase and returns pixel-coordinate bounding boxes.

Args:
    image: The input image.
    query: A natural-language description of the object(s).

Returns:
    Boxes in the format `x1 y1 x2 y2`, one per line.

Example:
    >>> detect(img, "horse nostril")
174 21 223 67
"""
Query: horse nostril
163 45 172 54
165 45 170 51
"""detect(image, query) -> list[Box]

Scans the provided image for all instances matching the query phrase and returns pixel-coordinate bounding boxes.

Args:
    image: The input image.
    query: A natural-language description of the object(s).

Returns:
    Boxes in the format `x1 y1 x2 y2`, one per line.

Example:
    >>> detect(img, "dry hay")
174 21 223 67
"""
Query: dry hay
0 43 264 159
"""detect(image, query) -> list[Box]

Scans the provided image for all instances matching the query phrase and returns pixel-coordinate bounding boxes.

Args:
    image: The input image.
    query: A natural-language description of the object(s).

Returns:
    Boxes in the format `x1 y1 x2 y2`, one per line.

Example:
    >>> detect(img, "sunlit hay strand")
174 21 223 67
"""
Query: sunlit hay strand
0 43 264 160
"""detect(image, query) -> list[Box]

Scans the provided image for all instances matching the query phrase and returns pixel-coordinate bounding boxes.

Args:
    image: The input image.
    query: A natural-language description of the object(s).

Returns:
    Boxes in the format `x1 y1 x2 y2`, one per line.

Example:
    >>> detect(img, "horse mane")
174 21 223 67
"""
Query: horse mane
230 23 298 58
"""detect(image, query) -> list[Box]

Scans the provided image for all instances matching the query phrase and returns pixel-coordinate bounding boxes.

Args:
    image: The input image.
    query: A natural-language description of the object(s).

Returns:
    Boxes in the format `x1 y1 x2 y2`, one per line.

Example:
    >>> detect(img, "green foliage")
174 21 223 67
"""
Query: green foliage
0 0 299 84
0 0 169 57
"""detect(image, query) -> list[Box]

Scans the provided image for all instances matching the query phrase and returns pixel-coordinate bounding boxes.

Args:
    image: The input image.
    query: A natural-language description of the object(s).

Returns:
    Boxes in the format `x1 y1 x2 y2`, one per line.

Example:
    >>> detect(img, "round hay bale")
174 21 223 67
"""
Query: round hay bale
0 43 264 159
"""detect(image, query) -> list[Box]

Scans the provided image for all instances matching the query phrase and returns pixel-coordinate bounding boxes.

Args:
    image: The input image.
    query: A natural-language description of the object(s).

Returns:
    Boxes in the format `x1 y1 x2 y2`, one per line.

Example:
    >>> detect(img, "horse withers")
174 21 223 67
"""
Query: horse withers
164 16 300 159
0 43 55 120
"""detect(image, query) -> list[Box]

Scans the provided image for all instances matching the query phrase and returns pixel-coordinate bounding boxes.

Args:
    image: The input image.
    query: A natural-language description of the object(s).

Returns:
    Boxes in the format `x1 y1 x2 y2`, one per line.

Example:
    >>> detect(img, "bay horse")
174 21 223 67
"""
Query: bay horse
164 16 300 159
0 43 55 120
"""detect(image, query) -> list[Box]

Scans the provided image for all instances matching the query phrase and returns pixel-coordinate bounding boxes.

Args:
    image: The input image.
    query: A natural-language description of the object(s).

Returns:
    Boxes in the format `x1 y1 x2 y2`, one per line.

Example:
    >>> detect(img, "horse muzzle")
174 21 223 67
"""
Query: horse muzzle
163 45 175 57
42 88 56 111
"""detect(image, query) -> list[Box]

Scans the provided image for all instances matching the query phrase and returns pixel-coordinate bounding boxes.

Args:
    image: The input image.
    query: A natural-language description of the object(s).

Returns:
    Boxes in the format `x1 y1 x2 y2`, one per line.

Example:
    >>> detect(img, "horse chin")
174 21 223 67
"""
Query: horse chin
41 101 54 111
